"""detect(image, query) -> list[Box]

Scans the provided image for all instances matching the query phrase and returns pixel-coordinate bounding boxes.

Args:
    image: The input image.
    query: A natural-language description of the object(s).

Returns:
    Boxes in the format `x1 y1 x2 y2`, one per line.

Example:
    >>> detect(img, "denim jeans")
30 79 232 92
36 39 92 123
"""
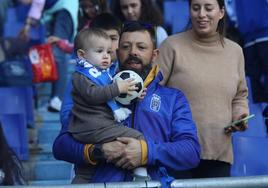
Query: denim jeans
47 9 73 100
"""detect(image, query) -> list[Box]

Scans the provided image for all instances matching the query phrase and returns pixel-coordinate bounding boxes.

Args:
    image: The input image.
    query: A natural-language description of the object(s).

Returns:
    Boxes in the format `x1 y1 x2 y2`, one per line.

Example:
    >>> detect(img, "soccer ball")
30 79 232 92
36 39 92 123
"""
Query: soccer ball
113 70 144 105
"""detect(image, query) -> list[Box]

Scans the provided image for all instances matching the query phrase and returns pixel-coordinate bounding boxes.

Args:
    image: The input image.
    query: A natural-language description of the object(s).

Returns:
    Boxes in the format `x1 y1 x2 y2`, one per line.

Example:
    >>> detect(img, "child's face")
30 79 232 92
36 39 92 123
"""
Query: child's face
82 37 112 70
104 29 120 62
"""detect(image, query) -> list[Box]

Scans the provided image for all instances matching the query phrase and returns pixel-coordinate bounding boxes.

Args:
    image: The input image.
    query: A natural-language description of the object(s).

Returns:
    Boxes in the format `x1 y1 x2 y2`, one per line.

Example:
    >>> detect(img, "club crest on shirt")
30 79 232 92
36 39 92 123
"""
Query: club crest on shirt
150 94 161 112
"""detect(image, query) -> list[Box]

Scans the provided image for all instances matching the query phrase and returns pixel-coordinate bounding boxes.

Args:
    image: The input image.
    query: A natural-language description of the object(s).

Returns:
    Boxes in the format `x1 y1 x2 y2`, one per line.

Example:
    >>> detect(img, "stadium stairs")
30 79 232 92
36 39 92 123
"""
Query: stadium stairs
23 61 75 185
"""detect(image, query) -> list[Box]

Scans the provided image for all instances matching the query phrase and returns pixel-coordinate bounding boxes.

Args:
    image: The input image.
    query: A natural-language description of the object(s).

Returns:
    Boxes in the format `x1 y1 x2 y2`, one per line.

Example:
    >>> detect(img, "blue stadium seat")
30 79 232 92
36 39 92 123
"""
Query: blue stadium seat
233 77 267 137
0 87 30 160
231 136 268 176
163 0 189 34
0 87 26 114
0 114 28 160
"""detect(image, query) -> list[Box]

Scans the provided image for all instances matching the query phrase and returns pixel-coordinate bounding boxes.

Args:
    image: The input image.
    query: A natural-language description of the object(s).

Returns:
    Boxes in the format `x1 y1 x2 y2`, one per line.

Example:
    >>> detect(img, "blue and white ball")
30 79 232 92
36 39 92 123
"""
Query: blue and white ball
113 70 144 105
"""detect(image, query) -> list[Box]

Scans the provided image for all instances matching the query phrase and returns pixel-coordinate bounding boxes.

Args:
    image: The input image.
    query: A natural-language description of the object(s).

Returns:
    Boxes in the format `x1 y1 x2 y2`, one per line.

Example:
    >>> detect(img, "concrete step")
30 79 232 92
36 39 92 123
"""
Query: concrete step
29 143 55 161
38 123 61 145
23 160 72 181
35 110 60 123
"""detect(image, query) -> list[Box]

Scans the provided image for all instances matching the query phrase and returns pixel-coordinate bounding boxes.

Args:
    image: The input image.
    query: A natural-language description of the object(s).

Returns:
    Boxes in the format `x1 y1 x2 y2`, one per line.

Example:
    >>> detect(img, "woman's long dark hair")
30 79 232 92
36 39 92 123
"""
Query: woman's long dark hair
0 123 25 185
111 0 164 26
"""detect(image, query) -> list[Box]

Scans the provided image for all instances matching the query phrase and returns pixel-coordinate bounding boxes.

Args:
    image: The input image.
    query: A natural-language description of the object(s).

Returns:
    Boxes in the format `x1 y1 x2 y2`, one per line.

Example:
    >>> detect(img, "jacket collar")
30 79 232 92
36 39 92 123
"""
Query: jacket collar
144 65 160 87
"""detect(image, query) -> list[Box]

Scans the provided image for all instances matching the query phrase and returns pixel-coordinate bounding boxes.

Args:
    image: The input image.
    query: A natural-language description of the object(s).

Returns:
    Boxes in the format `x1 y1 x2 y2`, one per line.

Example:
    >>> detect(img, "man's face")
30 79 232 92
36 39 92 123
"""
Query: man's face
117 30 157 79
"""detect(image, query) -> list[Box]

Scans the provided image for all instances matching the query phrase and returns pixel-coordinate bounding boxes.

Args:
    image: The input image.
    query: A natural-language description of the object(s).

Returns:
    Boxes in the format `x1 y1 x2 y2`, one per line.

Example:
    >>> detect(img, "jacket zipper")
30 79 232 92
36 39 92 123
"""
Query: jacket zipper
131 103 136 129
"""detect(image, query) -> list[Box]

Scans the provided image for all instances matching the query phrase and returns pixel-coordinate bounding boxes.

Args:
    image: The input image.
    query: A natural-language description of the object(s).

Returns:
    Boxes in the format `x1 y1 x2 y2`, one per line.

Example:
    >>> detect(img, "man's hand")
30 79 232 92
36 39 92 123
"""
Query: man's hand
102 141 126 162
114 137 142 170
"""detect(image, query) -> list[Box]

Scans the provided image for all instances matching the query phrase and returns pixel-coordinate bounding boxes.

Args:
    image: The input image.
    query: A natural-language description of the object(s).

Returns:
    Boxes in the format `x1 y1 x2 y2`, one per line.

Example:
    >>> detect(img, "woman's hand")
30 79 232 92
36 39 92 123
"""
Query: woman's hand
224 113 248 134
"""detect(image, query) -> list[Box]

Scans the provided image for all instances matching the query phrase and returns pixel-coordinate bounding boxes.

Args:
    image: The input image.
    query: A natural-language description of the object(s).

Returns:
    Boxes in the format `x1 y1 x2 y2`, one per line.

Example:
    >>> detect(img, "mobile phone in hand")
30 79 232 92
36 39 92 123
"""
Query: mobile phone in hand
224 114 255 133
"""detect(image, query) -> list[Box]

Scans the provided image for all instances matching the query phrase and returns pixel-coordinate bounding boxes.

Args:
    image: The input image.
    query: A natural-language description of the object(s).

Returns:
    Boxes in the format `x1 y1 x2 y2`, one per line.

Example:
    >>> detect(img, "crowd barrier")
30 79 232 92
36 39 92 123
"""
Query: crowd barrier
171 175 268 188
1 176 268 188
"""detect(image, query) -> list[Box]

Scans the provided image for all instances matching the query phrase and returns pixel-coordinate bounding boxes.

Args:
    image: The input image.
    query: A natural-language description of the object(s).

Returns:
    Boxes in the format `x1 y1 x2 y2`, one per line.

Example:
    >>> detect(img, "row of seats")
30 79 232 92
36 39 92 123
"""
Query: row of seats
231 78 268 176
163 0 189 34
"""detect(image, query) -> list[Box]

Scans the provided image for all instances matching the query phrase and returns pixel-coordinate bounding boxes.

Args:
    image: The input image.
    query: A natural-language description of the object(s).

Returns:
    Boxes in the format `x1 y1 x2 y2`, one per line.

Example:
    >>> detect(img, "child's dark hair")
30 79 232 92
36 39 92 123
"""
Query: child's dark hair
90 13 122 34
74 27 111 51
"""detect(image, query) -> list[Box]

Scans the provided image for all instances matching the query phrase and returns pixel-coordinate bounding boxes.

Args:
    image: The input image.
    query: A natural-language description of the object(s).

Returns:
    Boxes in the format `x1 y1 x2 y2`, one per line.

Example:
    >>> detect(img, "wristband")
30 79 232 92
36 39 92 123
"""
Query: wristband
91 144 105 161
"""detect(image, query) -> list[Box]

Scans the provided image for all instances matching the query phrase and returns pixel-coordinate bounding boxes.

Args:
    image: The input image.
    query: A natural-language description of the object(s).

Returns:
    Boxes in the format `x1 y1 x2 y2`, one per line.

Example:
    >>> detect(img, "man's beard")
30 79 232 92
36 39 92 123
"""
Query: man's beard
119 55 152 80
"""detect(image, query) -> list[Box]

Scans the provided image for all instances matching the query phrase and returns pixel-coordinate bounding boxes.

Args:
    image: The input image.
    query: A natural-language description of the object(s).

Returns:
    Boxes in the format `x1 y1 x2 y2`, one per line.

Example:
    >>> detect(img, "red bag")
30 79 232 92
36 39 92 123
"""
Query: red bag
29 44 58 83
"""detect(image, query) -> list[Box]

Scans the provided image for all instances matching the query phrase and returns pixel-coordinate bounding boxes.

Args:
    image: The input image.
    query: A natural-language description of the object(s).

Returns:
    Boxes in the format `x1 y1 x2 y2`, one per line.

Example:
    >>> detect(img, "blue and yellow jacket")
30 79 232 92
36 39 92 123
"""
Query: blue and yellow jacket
53 66 200 182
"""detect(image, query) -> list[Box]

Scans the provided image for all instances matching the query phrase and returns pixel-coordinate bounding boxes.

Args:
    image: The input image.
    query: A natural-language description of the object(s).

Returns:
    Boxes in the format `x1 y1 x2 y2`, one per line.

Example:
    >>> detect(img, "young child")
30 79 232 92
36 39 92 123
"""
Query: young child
68 28 147 182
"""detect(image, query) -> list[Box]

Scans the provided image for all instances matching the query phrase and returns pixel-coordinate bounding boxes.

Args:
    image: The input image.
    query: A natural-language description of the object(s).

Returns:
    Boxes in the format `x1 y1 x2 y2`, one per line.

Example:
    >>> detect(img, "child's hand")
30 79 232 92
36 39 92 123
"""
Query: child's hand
117 78 137 95
47 36 61 44
138 88 147 101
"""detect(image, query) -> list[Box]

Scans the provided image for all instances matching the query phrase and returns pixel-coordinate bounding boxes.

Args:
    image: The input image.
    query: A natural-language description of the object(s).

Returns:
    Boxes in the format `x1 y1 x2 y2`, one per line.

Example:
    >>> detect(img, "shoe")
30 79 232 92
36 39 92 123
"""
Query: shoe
132 167 150 181
47 96 62 112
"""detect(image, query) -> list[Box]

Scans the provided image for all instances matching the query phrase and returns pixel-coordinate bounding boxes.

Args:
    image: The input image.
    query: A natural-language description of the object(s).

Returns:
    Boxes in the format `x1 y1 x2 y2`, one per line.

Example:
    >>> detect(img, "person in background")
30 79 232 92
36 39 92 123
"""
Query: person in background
78 0 109 31
232 0 268 127
156 0 249 178
18 0 79 112
111 0 168 47
53 21 200 185
46 0 110 54
0 122 26 185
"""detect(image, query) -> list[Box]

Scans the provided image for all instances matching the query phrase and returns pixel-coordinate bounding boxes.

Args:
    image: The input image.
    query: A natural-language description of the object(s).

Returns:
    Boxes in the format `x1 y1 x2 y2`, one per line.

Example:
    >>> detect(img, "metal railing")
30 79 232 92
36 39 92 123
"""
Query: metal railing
171 175 268 188
1 176 268 188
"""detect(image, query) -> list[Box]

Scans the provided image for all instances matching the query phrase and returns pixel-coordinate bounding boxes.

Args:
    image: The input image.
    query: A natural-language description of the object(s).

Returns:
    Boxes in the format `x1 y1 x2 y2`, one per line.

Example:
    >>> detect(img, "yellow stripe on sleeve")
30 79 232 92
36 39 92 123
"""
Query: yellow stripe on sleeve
140 140 148 165
84 144 97 165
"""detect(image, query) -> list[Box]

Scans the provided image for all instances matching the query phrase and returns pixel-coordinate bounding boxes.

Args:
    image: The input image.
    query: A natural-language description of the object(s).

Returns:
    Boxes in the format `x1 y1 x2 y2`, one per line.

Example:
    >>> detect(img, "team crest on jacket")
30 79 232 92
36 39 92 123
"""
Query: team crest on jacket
150 94 161 112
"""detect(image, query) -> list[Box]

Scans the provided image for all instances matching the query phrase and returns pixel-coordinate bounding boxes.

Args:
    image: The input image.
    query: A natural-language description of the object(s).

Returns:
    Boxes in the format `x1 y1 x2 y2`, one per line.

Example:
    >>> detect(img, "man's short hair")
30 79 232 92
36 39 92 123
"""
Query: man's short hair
120 21 157 48
74 28 110 51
